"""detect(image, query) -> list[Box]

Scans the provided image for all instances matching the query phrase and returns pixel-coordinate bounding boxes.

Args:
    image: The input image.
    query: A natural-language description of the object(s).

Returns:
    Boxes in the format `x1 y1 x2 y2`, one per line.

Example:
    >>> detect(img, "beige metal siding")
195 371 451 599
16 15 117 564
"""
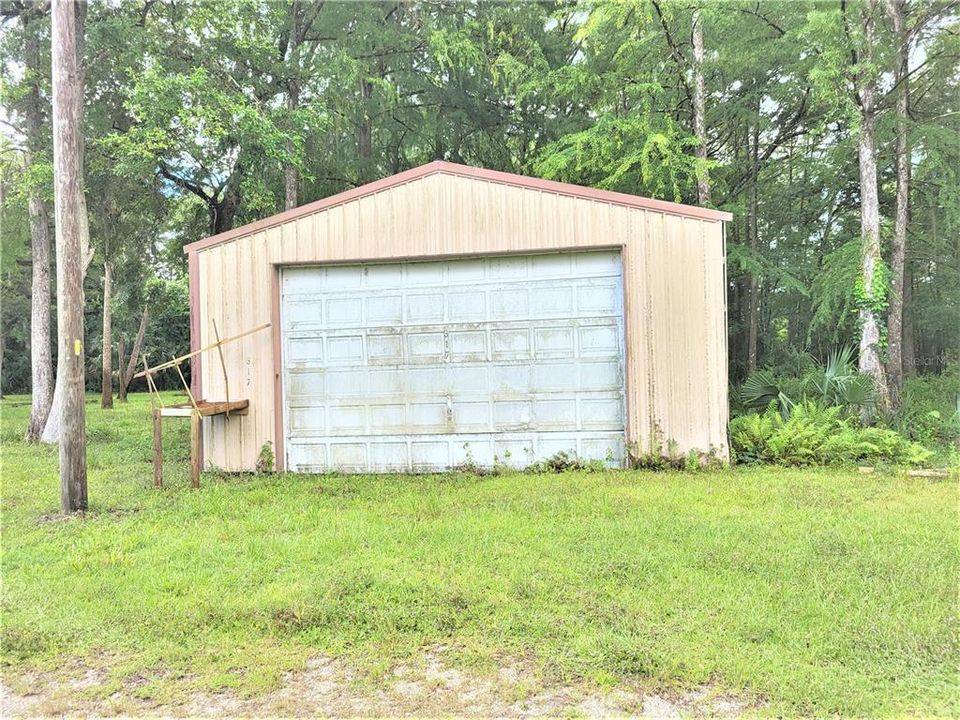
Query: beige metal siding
194 172 728 471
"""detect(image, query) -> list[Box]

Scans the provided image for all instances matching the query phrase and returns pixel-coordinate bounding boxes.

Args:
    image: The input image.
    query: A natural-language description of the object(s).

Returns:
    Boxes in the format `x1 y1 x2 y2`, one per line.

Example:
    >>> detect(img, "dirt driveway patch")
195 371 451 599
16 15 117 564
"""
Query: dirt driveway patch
1 650 757 718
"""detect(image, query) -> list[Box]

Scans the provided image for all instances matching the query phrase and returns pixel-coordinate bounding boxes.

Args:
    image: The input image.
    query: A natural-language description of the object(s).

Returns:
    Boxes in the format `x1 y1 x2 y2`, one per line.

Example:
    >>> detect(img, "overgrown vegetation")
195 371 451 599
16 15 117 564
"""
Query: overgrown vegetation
1 394 957 716
738 345 875 418
526 450 607 474
893 369 960 446
731 346 956 467
731 401 933 467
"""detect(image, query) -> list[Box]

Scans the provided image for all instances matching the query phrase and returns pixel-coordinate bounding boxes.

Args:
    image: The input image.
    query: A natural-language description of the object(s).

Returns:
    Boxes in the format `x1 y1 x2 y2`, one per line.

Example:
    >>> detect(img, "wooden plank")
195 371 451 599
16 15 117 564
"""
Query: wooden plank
160 399 249 418
196 400 249 416
907 468 952 479
153 408 163 487
190 411 201 489
158 406 195 418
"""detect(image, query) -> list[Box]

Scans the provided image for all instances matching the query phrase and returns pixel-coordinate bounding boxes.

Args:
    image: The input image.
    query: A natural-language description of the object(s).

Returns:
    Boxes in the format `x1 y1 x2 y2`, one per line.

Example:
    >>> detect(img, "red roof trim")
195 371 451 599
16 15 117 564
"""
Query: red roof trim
183 160 732 254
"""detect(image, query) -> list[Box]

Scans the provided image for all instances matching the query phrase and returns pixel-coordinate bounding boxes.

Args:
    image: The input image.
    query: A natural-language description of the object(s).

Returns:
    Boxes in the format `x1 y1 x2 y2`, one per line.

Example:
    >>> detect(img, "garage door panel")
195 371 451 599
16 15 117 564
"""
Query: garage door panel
369 404 406 432
367 335 403 362
324 265 363 288
407 294 445 323
491 329 531 359
449 331 486 360
366 295 402 324
532 363 578 392
287 337 324 364
327 336 363 364
580 325 619 354
326 297 362 326
409 403 448 431
369 443 410 471
490 256 528 279
574 250 621 275
329 405 366 434
449 291 487 321
580 361 621 390
287 371 326 398
286 431 627 474
577 284 621 314
407 332 445 361
491 289 529 319
291 443 327 471
493 401 531 430
285 300 322 325
365 263 403 287
531 287 575 317
452 401 490 430
530 252 573 277
329 442 367 471
289 405 325 433
533 327 575 357
581 398 624 429
409 441 448 469
406 261 445 285
492 365 530 394
533 399 577 428
282 251 625 472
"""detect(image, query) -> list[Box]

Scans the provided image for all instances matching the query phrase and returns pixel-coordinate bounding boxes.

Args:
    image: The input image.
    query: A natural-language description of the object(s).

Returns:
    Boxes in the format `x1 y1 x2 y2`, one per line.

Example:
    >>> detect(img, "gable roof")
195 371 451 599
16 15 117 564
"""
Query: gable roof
183 160 732 254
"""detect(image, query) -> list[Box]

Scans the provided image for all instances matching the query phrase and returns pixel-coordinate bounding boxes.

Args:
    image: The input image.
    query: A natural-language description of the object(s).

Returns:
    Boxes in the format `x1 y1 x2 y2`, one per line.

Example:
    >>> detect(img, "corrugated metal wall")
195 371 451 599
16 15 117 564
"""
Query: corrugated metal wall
193 172 728 471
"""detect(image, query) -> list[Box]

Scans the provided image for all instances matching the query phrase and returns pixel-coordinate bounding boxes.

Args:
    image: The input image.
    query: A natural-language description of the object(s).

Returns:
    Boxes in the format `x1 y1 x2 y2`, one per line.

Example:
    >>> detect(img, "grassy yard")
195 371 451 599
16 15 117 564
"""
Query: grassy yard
1 394 957 717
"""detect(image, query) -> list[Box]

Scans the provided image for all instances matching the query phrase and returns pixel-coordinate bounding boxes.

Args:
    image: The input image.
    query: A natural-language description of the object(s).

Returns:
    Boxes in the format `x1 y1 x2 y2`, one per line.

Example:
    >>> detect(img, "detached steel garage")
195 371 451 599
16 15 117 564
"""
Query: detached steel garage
184 161 732 473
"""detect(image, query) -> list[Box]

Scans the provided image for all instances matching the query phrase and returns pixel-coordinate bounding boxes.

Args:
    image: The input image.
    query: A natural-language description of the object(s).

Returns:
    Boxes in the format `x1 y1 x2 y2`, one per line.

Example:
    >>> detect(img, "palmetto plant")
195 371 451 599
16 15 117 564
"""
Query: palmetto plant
740 345 875 418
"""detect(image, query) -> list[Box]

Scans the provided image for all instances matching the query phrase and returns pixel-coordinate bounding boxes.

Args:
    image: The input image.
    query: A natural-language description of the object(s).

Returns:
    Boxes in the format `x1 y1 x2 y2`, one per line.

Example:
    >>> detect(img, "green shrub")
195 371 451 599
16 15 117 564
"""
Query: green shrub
893 368 960 443
256 442 275 474
738 346 875 418
731 401 932 467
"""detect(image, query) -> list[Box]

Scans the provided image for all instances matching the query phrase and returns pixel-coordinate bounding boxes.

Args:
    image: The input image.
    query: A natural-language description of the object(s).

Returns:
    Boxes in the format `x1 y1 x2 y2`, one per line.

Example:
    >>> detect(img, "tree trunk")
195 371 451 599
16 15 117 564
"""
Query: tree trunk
284 0 303 210
117 336 126 401
209 180 240 235
358 77 373 182
23 14 55 442
100 262 113 409
902 264 916 377
746 116 760 371
51 0 88 511
885 0 909 408
284 88 299 210
41 0 92 445
691 5 710 205
119 306 149 399
854 0 891 416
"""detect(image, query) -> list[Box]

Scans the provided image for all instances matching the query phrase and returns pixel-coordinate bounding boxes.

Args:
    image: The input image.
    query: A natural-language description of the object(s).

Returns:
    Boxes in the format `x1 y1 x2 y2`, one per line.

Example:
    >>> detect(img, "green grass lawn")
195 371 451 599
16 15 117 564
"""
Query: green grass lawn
1 393 957 716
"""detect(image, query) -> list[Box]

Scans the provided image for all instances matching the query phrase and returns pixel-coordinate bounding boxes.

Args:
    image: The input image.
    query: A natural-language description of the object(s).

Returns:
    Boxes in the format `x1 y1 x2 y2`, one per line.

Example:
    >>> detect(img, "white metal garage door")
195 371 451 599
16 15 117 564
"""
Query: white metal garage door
280 250 626 473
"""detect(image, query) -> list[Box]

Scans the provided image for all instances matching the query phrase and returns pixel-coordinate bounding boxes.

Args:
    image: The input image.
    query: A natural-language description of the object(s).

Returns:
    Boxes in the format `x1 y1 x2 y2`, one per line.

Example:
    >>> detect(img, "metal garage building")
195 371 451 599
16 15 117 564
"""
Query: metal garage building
184 161 732 473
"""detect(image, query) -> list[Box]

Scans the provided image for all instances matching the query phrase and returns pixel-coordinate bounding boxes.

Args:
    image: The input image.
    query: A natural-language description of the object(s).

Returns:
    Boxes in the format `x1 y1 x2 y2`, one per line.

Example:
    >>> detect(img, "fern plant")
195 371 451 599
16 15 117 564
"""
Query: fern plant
730 401 931 467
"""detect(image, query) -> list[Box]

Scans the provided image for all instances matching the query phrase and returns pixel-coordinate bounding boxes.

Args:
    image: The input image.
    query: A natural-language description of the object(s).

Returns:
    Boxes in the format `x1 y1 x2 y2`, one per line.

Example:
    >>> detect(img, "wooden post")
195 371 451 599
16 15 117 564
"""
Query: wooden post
190 410 201 489
153 408 163 487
